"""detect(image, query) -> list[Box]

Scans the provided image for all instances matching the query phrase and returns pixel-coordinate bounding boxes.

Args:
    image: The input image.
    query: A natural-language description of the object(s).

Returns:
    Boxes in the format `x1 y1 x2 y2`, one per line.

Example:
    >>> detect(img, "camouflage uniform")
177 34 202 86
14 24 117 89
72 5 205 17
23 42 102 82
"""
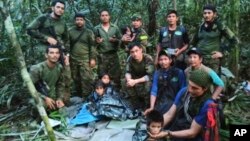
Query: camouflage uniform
191 18 237 73
29 61 71 106
93 23 122 88
124 54 154 110
27 14 69 63
130 27 149 52
68 26 97 98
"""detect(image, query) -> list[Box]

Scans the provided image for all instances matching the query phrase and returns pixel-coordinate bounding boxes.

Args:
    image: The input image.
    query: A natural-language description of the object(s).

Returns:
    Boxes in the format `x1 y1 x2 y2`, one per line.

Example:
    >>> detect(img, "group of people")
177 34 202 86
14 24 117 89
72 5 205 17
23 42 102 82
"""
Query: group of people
26 0 239 140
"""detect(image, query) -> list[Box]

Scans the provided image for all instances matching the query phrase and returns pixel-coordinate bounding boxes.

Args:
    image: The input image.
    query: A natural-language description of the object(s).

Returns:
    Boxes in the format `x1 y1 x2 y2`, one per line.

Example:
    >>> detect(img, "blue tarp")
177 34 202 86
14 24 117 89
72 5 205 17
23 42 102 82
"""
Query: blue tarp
68 103 100 126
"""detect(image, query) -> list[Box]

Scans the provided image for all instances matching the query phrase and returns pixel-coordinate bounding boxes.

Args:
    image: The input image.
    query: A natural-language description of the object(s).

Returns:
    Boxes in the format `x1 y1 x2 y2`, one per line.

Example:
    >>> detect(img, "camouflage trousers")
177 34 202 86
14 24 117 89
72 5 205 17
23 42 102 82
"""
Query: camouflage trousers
203 56 220 74
97 52 121 89
117 49 128 76
70 60 96 99
122 80 151 110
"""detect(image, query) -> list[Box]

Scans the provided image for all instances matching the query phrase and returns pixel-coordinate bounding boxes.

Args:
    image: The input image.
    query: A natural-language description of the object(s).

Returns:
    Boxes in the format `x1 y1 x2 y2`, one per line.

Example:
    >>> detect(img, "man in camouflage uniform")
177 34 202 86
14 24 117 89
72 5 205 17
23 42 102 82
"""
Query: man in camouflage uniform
29 46 71 110
122 14 149 53
68 13 97 99
27 0 69 63
191 4 238 73
94 10 122 89
124 42 154 110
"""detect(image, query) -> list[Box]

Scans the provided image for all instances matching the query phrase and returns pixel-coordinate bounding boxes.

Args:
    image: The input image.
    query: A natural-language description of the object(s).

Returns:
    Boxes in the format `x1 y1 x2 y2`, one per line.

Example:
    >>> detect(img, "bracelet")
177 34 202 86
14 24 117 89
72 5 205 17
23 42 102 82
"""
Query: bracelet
165 130 172 139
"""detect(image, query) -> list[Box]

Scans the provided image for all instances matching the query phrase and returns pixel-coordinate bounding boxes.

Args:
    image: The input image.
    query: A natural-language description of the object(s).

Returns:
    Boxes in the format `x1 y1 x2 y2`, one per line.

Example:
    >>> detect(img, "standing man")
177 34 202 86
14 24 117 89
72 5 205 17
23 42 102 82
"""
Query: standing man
122 14 149 53
124 42 154 110
156 10 189 70
144 50 186 115
185 47 224 100
29 45 71 110
94 10 122 89
68 13 97 99
27 0 69 62
191 4 238 73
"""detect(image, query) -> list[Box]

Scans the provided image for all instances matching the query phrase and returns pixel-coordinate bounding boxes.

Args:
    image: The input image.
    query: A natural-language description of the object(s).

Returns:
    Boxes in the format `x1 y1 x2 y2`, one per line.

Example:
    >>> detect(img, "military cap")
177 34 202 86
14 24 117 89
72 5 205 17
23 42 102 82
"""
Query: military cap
131 14 142 21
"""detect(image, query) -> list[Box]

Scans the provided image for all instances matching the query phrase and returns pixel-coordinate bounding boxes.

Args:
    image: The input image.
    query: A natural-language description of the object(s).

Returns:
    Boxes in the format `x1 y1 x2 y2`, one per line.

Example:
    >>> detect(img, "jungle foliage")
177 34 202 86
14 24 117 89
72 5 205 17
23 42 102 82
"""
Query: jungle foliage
0 0 250 140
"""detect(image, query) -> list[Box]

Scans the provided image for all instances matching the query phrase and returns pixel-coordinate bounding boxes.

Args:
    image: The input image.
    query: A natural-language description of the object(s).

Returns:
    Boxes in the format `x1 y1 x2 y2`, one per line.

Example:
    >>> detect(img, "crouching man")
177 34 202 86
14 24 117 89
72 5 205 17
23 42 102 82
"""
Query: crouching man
29 45 71 111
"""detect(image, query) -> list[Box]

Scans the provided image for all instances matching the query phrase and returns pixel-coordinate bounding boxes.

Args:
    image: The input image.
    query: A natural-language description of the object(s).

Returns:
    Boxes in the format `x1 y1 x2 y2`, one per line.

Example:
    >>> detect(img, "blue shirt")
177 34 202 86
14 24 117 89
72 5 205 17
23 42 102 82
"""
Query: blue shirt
174 87 214 127
151 68 187 96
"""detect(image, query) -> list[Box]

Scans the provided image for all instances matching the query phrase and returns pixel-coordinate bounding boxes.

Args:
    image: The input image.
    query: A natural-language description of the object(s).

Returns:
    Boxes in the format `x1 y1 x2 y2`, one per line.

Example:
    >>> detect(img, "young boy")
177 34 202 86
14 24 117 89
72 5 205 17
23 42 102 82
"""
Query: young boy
87 80 106 103
133 110 165 141
146 110 165 141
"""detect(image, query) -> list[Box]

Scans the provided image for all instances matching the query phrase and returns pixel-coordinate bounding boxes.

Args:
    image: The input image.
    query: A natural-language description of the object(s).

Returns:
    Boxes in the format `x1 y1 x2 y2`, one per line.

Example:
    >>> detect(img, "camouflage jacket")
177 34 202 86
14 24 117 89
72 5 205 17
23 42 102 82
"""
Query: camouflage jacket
27 14 69 51
68 26 97 62
93 23 122 53
126 54 154 80
29 61 71 101
191 18 238 58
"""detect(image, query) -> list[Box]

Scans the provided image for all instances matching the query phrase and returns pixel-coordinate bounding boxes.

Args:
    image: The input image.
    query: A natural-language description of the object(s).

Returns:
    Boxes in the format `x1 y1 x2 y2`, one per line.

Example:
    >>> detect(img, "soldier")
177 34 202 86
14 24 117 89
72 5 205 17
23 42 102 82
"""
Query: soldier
124 42 154 110
93 10 122 89
156 10 189 70
27 0 69 63
191 4 238 73
68 12 97 99
144 49 186 116
29 45 71 110
122 14 149 53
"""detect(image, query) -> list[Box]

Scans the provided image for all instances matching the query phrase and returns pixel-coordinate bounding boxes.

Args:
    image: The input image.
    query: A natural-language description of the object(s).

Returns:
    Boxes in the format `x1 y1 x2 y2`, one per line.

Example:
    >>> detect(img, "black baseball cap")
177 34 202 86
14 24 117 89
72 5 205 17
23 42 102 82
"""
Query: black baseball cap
187 47 202 56
158 49 172 58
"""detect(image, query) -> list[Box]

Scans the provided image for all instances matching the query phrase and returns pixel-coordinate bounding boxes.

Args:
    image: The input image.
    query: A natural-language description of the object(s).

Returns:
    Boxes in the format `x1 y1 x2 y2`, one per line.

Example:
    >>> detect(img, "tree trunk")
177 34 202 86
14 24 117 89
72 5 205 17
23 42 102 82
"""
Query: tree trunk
0 1 56 141
147 0 159 36
228 0 240 80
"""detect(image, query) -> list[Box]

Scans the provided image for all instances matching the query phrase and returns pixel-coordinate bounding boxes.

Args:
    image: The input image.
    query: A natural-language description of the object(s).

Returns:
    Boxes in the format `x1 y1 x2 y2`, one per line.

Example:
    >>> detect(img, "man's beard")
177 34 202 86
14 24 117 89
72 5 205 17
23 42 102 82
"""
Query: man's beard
54 12 61 18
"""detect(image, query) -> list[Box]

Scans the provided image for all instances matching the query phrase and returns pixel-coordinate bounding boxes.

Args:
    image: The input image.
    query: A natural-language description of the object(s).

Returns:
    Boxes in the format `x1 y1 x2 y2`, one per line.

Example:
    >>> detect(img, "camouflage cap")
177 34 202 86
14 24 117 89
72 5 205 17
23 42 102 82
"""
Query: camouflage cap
131 14 142 21
189 69 212 88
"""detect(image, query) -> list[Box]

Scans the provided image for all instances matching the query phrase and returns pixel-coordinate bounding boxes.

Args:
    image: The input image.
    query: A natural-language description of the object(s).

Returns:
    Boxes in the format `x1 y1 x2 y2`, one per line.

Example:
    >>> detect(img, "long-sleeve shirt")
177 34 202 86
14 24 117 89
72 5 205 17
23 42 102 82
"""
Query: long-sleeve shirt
68 26 97 62
93 23 122 53
29 61 71 100
27 14 69 51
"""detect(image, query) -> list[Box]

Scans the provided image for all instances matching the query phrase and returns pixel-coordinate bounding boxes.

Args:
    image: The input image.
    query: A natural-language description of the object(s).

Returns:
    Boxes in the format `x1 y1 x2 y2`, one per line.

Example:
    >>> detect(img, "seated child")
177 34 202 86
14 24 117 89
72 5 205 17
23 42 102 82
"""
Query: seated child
87 78 138 120
87 80 105 103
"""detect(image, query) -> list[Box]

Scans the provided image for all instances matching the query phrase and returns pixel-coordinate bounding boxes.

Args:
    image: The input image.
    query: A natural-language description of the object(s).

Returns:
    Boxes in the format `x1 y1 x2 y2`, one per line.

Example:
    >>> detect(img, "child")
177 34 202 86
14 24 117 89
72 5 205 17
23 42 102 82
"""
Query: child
99 72 120 95
133 110 165 141
87 80 106 103
146 110 165 141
